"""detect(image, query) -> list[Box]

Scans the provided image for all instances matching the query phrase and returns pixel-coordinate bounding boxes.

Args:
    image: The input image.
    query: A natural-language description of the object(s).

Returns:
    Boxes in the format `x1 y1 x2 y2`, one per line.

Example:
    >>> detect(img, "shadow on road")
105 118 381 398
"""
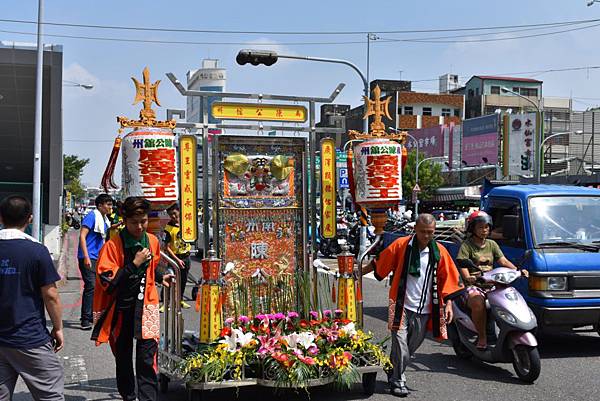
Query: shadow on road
538 332 600 359
362 306 388 321
64 378 121 400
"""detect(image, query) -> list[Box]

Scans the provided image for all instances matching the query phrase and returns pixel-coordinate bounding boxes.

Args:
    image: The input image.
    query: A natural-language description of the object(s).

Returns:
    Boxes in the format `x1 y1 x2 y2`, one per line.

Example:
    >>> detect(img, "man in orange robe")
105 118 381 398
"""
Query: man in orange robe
363 213 463 397
91 197 173 401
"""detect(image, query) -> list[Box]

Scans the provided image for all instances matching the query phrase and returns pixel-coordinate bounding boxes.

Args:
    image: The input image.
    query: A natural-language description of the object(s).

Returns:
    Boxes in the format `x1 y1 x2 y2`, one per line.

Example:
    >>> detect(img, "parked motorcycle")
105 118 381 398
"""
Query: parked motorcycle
447 262 540 383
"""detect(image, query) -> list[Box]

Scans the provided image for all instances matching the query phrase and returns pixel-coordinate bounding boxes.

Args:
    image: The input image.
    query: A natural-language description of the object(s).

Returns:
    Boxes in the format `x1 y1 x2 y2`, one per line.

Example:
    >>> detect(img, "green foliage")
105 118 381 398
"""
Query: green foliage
63 155 90 184
63 155 90 203
402 151 444 201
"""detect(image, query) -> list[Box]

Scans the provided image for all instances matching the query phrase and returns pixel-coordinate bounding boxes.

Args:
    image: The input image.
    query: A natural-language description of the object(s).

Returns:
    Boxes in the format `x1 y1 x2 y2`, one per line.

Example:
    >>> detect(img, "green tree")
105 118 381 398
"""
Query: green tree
63 155 90 201
402 151 444 202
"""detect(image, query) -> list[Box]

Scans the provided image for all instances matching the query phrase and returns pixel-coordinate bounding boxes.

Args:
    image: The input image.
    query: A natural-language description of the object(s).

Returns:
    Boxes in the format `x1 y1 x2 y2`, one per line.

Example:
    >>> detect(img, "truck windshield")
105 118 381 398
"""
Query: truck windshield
530 196 600 246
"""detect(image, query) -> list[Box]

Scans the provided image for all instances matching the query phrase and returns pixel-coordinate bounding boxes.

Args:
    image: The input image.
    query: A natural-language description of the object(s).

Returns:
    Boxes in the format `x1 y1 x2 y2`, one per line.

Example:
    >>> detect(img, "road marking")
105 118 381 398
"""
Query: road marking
63 355 89 385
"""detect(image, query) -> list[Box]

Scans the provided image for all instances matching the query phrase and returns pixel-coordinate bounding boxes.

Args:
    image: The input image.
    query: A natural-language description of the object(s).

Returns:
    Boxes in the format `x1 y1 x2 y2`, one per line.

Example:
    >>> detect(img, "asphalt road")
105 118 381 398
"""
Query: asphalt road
11 241 600 401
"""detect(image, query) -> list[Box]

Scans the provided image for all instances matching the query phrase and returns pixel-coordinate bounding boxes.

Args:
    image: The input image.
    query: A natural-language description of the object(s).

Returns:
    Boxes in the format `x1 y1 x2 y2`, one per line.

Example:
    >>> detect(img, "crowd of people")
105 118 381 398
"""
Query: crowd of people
0 192 526 400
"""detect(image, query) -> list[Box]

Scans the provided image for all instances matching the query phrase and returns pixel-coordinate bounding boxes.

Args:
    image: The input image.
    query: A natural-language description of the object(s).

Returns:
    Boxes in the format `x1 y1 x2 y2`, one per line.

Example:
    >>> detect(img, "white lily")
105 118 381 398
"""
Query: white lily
233 328 254 347
283 333 299 349
219 332 237 352
296 331 316 350
340 322 357 337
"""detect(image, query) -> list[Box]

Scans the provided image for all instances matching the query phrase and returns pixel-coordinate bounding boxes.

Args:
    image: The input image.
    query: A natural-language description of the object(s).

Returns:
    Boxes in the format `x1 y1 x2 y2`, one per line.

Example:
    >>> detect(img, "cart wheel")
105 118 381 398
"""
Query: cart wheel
188 389 203 401
362 372 377 396
159 373 169 394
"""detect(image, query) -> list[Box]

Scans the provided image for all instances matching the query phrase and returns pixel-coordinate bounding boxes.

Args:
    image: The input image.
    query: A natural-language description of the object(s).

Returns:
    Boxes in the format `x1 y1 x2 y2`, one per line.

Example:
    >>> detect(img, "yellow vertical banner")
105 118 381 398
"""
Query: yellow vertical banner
178 135 198 242
320 138 336 239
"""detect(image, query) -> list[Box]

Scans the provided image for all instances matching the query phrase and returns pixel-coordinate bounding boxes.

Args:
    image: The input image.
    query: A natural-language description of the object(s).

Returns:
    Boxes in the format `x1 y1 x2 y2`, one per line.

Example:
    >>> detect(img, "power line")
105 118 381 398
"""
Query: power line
2 21 598 47
409 66 600 84
379 21 600 44
0 17 598 35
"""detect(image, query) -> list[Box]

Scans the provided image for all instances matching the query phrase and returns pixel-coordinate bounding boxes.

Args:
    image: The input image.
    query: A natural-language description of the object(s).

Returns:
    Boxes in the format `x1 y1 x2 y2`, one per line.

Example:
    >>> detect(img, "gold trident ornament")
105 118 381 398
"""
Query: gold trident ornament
117 67 176 130
348 85 406 141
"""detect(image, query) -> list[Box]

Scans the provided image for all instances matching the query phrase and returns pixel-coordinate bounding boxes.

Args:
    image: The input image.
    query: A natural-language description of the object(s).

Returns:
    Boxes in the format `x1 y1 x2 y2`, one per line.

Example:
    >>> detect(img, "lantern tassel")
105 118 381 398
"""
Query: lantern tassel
100 136 122 192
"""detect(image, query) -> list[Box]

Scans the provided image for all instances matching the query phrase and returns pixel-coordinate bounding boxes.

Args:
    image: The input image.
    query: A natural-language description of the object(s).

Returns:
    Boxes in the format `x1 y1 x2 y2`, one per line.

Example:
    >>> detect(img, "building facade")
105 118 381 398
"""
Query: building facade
0 42 63 256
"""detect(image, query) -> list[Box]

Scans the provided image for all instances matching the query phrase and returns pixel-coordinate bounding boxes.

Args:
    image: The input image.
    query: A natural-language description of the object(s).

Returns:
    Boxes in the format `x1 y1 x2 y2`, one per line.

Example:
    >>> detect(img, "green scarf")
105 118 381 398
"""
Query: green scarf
121 229 150 275
407 237 440 277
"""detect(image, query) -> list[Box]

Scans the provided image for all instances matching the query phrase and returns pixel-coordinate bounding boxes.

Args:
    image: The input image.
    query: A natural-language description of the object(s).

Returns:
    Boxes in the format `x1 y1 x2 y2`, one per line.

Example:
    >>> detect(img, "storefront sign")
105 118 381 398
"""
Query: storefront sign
462 114 499 166
321 138 337 239
507 113 536 176
178 135 198 242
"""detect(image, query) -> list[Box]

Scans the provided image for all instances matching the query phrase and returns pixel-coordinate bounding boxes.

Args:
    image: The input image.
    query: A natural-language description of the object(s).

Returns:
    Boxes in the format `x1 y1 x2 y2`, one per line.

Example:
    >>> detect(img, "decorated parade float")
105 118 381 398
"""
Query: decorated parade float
108 68 406 400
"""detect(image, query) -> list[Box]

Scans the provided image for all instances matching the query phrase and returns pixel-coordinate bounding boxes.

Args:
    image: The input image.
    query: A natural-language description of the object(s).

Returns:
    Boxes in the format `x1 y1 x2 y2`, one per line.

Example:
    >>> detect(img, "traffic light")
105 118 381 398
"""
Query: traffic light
520 155 530 170
236 49 278 66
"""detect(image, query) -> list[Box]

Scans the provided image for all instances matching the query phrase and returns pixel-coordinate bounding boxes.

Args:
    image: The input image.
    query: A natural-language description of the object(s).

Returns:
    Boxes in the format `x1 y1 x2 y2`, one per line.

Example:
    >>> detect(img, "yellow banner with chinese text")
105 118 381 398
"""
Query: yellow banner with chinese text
178 135 197 242
211 102 307 122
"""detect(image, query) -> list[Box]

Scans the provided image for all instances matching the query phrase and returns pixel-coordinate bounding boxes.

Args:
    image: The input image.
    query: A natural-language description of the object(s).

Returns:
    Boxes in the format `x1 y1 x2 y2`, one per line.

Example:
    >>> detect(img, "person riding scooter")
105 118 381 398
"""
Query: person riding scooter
456 210 528 350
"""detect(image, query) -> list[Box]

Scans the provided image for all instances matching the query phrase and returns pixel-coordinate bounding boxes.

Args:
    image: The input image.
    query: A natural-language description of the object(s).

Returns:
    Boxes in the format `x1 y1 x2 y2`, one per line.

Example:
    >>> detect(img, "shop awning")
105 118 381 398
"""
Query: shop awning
431 185 481 202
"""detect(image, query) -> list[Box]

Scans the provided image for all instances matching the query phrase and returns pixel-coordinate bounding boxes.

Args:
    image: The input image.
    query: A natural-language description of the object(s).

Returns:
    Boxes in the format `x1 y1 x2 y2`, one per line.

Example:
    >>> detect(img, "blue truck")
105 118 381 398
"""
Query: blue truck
386 183 600 333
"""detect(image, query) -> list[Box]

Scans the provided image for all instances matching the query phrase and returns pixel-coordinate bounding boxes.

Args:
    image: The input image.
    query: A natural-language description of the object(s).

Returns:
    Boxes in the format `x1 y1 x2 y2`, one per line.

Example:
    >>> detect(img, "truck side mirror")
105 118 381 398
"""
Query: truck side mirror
502 215 520 240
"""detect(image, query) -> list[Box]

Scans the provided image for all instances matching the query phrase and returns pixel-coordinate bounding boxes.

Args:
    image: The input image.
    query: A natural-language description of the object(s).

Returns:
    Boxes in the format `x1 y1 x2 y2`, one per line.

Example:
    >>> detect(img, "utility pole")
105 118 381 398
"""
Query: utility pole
32 0 44 240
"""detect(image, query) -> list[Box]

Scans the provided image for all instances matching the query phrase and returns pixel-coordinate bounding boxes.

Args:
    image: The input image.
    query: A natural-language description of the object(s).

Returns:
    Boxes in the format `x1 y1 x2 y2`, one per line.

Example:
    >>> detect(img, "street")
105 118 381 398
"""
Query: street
10 230 600 401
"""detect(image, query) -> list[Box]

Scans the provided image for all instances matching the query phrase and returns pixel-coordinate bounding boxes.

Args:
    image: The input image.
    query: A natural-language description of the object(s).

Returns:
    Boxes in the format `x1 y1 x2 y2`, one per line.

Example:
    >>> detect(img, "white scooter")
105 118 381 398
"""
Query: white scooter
447 261 541 383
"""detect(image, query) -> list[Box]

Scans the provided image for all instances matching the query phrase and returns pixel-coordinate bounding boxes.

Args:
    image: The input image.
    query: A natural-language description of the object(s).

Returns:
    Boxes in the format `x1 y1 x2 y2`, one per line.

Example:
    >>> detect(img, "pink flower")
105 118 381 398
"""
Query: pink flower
298 354 316 366
307 345 319 355
257 335 279 355
225 317 235 325
238 315 250 325
287 311 299 319
309 311 319 319
255 314 267 321
334 309 344 318
323 310 332 318
273 312 286 320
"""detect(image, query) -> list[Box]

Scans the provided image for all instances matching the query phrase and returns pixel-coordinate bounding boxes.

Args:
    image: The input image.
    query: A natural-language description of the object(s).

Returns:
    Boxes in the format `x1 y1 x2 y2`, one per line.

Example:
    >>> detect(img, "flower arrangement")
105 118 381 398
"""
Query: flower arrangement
181 310 391 389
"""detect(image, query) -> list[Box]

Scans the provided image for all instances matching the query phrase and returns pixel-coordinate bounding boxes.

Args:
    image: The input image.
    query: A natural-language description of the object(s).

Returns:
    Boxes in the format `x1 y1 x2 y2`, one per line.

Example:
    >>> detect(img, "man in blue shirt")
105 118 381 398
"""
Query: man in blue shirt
78 194 113 330
0 195 64 400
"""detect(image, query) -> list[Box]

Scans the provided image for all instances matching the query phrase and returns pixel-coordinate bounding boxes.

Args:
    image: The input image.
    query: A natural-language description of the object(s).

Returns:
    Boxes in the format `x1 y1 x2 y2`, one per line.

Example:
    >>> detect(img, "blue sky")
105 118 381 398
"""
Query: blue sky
3 0 600 184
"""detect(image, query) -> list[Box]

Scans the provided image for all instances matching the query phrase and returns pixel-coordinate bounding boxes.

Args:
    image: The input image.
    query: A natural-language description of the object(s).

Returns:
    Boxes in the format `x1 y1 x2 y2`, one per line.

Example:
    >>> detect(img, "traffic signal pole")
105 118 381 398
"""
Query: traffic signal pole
237 50 371 259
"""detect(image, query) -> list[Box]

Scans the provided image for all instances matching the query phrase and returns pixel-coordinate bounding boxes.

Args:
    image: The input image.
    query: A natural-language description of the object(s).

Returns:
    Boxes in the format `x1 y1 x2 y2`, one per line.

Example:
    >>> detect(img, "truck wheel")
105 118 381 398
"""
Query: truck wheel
159 373 169 394
362 372 377 395
512 345 541 383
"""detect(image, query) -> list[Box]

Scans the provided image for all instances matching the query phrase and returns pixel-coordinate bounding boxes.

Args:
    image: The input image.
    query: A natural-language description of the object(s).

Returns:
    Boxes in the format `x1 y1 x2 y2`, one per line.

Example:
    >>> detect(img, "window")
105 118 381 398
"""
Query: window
441 108 451 117
487 198 525 249
521 88 538 97
468 89 474 97
491 86 500 94
404 106 413 115
422 107 432 116
454 109 460 117
475 88 480 96
513 87 520 93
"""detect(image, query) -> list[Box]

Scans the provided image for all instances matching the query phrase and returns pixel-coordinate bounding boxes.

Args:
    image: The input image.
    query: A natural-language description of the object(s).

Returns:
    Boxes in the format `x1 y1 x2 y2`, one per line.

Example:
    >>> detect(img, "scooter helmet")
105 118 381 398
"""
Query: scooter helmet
466 210 493 233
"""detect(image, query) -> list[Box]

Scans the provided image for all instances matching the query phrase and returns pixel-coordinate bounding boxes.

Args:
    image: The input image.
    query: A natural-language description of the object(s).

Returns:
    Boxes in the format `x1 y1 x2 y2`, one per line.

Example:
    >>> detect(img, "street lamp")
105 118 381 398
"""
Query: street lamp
588 0 599 6
539 130 583 177
415 156 448 216
500 86 543 182
63 80 94 90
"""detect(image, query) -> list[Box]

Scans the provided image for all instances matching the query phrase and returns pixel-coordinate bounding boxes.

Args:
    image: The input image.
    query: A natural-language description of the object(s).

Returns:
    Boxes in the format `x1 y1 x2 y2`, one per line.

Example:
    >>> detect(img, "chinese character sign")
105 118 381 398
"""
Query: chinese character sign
222 208 297 278
122 128 178 210
178 135 198 242
462 114 499 166
507 113 536 176
404 125 444 157
353 139 403 209
321 138 337 239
